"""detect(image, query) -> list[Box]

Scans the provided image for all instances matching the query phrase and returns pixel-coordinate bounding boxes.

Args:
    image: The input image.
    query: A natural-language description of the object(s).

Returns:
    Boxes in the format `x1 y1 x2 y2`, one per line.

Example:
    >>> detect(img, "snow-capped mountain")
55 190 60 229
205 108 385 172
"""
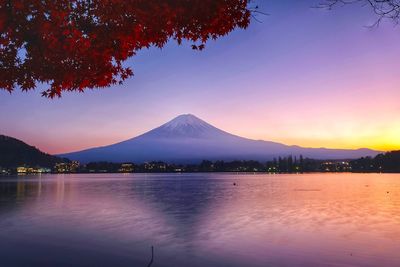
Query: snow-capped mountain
142 114 229 139
59 114 380 163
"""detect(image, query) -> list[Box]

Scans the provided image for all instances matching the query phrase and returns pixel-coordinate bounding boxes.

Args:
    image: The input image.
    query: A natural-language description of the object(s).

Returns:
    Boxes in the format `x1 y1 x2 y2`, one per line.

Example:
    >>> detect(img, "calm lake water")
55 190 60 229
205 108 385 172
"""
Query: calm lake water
0 173 399 267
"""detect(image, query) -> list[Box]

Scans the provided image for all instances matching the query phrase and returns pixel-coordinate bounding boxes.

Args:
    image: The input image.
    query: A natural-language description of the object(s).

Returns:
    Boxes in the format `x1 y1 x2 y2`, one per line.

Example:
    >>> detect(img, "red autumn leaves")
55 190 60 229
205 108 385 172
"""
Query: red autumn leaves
0 0 251 97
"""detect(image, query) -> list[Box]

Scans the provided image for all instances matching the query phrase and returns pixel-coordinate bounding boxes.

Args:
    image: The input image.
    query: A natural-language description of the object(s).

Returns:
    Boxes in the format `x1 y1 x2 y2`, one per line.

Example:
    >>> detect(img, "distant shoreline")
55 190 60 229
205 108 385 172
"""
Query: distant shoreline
2 151 399 175
1 171 399 176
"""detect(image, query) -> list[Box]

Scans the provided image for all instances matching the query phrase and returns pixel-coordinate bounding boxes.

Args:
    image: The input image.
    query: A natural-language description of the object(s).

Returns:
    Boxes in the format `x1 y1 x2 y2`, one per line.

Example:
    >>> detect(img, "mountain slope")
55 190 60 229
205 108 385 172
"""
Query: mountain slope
60 114 380 163
0 135 65 168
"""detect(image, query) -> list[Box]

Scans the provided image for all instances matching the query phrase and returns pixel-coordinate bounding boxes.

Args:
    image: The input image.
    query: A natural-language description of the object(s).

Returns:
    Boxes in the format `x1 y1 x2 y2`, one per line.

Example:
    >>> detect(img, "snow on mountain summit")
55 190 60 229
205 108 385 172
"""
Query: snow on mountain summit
143 114 229 139
163 114 210 128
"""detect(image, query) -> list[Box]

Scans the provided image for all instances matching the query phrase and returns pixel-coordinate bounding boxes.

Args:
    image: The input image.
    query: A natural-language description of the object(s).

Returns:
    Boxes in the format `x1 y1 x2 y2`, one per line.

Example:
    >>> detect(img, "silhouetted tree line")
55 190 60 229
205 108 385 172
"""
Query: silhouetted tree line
197 156 321 173
2 151 400 174
85 162 121 173
350 150 400 173
71 156 329 173
76 151 400 173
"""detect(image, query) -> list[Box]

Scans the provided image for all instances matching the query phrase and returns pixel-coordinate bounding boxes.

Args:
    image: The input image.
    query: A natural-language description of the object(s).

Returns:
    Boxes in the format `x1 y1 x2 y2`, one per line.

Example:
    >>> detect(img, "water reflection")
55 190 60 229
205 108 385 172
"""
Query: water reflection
0 173 399 267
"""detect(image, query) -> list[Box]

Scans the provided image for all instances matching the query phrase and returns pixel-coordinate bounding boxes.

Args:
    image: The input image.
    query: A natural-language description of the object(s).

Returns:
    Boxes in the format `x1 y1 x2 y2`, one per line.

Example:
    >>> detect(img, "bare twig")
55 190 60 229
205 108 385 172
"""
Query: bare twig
146 246 154 267
317 0 400 27
248 1 269 23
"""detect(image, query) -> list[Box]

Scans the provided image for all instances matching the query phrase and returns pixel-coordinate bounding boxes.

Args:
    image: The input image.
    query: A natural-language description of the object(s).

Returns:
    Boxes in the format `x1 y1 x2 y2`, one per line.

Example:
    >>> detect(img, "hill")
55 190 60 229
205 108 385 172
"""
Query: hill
0 135 65 168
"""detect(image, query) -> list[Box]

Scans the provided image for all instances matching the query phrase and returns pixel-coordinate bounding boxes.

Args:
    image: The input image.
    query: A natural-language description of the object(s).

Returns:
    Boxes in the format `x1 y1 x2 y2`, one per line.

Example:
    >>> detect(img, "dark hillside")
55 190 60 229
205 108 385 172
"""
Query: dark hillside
0 135 66 168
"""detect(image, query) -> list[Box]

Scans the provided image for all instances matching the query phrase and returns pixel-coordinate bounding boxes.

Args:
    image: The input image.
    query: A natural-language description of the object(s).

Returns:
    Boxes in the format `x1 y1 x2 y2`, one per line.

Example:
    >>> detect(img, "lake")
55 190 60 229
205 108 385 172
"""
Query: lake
0 173 399 267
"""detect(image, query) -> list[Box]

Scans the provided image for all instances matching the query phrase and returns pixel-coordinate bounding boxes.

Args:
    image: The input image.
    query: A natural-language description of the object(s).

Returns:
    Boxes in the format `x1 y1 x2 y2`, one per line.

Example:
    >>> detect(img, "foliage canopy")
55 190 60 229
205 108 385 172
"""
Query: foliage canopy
0 0 251 97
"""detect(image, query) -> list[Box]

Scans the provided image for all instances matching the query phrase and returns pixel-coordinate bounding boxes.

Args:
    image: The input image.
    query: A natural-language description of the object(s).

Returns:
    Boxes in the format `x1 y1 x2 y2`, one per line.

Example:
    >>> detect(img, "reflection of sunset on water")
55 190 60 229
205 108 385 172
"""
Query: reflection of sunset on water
1 173 399 266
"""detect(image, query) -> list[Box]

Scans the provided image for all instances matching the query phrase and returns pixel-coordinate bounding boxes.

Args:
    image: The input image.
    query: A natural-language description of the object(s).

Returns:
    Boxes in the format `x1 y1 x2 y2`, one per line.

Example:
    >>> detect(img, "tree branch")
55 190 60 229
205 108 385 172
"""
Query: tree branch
318 0 400 27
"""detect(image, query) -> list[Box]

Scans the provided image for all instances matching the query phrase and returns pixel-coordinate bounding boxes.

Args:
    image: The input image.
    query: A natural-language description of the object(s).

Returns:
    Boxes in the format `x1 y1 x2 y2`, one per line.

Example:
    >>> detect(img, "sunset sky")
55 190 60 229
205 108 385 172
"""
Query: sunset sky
1 0 399 154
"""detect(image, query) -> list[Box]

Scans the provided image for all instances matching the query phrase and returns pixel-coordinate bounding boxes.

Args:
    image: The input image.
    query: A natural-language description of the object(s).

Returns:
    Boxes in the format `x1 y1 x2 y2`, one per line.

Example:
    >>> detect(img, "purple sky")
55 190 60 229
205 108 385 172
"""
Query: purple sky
1 0 399 154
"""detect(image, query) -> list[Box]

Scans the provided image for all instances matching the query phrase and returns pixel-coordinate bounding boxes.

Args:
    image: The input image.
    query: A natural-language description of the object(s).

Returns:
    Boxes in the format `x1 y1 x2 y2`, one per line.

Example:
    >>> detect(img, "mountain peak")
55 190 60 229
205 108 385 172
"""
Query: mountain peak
166 114 205 126
143 114 226 139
